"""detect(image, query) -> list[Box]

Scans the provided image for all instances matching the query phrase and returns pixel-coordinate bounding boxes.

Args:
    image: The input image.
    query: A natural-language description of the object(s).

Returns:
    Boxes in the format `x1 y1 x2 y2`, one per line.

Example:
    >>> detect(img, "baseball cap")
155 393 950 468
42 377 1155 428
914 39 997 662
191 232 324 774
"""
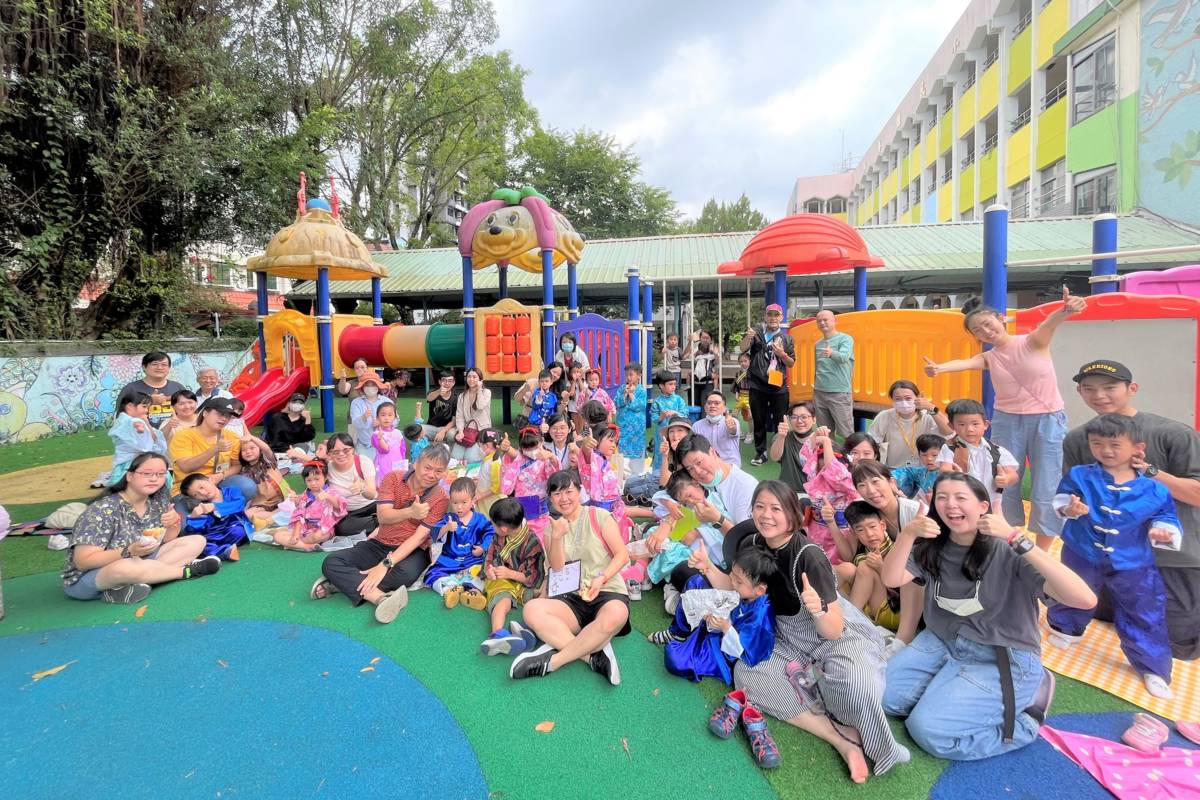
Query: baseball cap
1072 359 1133 383
288 392 307 403
765 303 784 314
200 397 235 416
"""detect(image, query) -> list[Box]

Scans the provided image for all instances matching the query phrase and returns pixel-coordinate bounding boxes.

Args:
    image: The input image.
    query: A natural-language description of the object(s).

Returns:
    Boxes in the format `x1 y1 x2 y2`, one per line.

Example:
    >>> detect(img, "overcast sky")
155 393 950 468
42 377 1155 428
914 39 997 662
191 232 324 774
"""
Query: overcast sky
492 0 968 221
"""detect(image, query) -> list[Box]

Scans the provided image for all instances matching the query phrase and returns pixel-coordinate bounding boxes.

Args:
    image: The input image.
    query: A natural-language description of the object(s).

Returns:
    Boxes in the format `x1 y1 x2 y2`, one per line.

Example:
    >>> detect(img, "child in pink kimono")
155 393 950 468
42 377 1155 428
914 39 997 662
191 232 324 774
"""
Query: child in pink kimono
275 461 348 551
499 426 559 544
576 424 647 591
371 402 406 477
801 429 859 582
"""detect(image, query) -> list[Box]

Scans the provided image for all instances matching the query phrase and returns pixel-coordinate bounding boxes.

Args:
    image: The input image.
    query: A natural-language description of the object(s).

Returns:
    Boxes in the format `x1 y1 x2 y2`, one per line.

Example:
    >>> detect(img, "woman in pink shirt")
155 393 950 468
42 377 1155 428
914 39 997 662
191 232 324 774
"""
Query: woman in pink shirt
923 287 1086 549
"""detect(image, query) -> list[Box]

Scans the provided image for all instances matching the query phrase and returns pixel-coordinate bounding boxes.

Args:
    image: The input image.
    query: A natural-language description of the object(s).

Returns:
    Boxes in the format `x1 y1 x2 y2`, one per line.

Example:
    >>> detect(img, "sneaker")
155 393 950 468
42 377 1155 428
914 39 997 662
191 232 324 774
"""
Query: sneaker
742 705 782 769
663 583 680 615
708 689 746 739
750 455 766 467
1024 668 1056 725
183 555 221 579
444 585 463 609
648 628 684 645
90 471 111 489
742 433 753 444
47 534 70 551
588 642 621 686
1046 629 1081 649
626 579 642 601
374 586 409 624
461 589 488 610
101 582 152 605
508 620 538 653
1176 720 1200 745
480 630 525 657
510 644 556 679
1143 674 1174 699
1122 712 1170 753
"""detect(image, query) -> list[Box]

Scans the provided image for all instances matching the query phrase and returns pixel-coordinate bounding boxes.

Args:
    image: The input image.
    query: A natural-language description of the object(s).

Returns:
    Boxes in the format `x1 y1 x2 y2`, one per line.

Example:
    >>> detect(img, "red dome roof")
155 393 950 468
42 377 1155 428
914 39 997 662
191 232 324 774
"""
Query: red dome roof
717 214 884 276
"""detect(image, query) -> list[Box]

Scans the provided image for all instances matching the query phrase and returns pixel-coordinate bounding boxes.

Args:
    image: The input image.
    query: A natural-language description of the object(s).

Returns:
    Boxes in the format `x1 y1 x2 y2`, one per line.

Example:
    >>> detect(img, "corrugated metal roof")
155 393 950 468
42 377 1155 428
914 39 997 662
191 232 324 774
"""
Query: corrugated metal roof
292 214 1199 298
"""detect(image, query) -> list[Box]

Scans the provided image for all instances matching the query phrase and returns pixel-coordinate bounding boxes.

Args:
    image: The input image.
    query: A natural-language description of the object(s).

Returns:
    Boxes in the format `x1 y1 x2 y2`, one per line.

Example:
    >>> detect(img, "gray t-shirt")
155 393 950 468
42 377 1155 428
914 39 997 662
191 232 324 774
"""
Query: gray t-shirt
1064 411 1200 569
907 538 1046 653
120 379 187 427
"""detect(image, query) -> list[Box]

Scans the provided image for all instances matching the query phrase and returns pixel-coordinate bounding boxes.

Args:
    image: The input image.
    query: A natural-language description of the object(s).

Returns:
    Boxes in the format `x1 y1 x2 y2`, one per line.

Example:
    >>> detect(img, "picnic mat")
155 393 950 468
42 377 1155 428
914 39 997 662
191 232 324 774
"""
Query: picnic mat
0 456 108 506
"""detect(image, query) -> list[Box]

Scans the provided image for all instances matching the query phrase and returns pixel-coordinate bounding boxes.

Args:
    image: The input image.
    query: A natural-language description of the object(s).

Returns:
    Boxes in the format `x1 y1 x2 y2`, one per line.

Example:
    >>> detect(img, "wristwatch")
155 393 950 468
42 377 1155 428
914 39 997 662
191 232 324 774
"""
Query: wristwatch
382 555 396 569
1144 463 1160 477
929 405 940 415
1010 535 1035 556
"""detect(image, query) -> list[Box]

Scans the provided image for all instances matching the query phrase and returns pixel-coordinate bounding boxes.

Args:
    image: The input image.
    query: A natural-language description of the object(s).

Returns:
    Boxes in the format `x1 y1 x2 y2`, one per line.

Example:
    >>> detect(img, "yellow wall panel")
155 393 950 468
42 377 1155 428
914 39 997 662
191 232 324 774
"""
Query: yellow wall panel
1037 97 1067 169
924 131 938 167
958 163 976 213
979 148 998 202
1006 124 1032 187
958 84 977 138
979 62 999 116
831 212 848 223
1037 0 1068 68
1008 26 1032 94
900 152 910 186
937 181 953 222
899 208 912 225
938 113 953 155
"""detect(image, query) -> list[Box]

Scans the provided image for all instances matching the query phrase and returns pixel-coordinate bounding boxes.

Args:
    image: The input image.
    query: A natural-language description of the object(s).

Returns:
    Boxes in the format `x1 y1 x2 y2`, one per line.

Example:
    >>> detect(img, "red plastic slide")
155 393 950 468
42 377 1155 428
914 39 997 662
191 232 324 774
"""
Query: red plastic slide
235 367 311 429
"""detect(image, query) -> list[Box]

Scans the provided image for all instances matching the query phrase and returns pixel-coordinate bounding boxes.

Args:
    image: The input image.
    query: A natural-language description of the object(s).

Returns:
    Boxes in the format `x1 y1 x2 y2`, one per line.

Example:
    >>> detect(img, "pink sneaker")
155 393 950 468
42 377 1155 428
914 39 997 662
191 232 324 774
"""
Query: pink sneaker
1177 721 1200 746
1121 713 1170 753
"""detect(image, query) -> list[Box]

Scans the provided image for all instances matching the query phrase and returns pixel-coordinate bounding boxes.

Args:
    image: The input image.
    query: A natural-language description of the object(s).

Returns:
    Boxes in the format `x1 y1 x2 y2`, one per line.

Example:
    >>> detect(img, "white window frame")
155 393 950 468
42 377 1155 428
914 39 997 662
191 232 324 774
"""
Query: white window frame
1072 33 1116 124
1073 166 1117 216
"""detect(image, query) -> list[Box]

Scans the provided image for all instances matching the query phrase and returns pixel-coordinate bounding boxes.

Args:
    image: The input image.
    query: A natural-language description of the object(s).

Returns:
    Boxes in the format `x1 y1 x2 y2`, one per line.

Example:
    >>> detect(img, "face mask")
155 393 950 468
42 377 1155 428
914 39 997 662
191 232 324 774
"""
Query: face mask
363 386 379 398
561 342 574 353
933 579 984 617
702 468 724 490
288 402 305 413
522 448 541 460
893 399 917 415
706 413 723 423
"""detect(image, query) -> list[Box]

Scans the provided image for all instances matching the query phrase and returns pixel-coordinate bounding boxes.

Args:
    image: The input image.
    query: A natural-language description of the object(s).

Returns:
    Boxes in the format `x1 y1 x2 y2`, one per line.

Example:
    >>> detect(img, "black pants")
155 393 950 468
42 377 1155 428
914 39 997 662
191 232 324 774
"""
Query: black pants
321 538 430 605
334 503 378 537
691 380 713 407
749 389 789 457
669 562 701 593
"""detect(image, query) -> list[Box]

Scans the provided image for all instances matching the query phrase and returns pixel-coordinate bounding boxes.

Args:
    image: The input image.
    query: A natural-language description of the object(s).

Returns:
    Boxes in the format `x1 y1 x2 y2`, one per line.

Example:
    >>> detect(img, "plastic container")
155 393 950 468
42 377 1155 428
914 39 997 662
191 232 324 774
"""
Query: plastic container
514 315 531 334
484 316 500 335
501 336 515 354
501 316 516 335
515 334 532 354
502 354 516 373
486 354 501 373
516 354 532 374
485 336 500 355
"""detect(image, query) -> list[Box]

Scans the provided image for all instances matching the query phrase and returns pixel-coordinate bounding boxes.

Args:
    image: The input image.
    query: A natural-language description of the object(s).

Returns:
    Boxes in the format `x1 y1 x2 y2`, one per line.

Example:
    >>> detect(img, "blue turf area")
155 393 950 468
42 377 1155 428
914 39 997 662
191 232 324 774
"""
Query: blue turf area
930 711 1195 800
0 620 487 800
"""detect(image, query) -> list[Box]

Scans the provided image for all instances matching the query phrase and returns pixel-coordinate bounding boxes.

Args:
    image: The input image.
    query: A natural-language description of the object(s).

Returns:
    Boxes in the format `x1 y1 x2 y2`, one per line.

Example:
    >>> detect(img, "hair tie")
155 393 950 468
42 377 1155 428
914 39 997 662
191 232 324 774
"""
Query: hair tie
519 426 539 437
304 459 326 469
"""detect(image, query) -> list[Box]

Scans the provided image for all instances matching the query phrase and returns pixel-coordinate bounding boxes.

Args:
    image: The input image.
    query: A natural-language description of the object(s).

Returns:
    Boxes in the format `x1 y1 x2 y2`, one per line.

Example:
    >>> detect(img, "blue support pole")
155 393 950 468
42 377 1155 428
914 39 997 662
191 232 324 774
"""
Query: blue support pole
981 203 1010 416
462 255 476 369
255 271 269 373
541 249 555 362
1091 213 1118 294
773 268 788 319
316 267 335 433
642 281 653 385
568 261 579 319
498 261 509 299
371 277 382 324
853 266 868 311
627 266 641 364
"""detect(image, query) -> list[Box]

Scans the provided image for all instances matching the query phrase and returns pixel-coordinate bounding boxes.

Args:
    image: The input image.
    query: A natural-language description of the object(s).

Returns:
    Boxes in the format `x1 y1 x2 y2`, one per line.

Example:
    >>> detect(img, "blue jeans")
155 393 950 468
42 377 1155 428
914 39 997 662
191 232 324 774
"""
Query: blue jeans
990 409 1067 536
883 630 1043 761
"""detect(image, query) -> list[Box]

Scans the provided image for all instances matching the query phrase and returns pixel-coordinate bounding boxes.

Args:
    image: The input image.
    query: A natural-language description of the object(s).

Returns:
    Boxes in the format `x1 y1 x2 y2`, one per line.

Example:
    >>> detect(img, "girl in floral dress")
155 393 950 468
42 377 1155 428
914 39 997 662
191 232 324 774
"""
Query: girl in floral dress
499 427 560 544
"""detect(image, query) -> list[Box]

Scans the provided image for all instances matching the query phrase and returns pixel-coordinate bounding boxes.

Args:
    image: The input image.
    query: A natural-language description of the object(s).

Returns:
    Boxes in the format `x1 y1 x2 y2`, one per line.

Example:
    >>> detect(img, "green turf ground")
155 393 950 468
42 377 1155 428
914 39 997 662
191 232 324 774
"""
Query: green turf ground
0 393 1127 799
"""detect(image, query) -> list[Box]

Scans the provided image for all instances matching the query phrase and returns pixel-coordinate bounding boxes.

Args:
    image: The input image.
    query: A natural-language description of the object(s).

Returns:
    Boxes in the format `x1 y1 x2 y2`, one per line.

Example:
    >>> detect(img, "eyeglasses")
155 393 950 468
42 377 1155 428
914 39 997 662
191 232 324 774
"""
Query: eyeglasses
133 471 168 479
328 448 354 455
790 414 813 422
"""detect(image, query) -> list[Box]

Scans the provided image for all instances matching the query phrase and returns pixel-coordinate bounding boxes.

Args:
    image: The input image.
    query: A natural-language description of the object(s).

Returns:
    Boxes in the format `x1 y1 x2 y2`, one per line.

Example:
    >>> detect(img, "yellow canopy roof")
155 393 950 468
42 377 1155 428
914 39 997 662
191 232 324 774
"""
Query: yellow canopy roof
247 207 387 281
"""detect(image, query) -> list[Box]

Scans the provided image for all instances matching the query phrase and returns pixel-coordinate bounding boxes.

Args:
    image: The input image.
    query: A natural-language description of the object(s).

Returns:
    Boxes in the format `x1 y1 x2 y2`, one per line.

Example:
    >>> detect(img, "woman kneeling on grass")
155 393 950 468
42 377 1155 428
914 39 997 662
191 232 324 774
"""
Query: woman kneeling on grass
881 472 1096 760
62 453 221 604
509 470 630 685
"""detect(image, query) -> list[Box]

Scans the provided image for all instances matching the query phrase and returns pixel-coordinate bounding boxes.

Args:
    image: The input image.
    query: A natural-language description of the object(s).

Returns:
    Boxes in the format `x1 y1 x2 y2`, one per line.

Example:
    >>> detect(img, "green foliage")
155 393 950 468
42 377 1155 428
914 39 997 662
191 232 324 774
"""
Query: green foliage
678 194 771 234
510 127 679 239
352 301 402 324
220 317 261 338
1153 130 1200 188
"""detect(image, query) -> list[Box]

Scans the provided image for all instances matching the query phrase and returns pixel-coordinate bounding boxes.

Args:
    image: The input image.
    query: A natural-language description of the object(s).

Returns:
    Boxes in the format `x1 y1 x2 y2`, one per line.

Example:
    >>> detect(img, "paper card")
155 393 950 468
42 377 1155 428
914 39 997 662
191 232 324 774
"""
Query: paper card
548 560 582 597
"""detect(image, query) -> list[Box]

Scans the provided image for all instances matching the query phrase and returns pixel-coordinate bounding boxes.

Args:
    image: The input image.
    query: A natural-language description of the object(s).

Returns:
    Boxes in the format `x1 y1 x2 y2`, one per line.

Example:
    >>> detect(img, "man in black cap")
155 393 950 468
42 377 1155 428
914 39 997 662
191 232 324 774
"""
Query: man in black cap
265 391 316 454
1063 359 1200 660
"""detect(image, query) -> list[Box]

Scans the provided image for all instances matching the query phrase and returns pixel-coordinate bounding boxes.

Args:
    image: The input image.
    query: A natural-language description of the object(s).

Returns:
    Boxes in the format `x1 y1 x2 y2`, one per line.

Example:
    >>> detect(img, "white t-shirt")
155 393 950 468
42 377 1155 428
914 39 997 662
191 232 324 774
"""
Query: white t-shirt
936 440 1018 510
869 409 941 467
328 456 378 512
717 466 760 524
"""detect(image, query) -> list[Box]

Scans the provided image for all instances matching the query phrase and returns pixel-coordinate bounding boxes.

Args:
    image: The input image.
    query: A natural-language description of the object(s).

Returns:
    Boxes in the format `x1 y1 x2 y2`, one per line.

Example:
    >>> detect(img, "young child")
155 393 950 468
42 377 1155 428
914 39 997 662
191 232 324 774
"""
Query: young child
528 369 559 430
936 398 1018 511
276 460 348 551
615 363 649 478
224 398 249 438
582 368 615 420
471 429 504 516
733 352 753 444
802 428 859 581
661 332 683 385
425 477 496 610
478 498 546 657
370 402 406 477
650 370 688 473
108 391 168 486
663 545 776 684
499 427 559 543
403 422 429 464
841 501 902 633
350 373 389 456
564 361 587 418
892 434 945 504
179 473 253 560
1047 413 1182 699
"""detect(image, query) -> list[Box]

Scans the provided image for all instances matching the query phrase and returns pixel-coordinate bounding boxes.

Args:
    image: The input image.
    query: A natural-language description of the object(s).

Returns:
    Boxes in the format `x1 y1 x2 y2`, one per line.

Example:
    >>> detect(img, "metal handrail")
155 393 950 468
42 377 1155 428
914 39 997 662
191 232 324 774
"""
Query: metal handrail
1014 11 1032 37
941 167 954 185
964 71 977 90
1042 81 1067 109
983 50 998 69
1010 108 1031 132
961 151 976 169
982 133 998 154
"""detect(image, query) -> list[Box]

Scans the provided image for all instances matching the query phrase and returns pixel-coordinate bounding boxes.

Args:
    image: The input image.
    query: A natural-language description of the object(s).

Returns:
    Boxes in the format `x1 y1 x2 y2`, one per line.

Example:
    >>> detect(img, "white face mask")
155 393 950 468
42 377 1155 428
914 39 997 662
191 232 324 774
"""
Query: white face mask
522 448 541 460
706 413 723 423
893 399 917 415
933 579 984 617
288 402 305 413
363 386 379 398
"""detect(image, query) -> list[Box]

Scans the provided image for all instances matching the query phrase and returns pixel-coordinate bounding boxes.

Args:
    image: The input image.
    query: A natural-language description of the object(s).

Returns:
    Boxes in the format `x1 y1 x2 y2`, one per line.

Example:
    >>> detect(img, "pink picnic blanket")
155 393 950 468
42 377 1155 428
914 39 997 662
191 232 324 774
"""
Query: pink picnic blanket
1041 725 1199 799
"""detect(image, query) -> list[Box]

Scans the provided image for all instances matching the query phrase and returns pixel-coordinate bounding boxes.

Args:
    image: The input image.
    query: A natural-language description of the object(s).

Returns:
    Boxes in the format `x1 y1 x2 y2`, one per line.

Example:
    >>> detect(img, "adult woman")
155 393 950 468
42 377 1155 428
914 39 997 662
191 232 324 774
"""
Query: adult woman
167 397 253 506
160 390 199 442
336 357 371 399
882 472 1096 760
553 332 590 373
696 479 910 783
509 470 630 685
451 367 492 462
265 392 315 454
924 289 1085 548
321 433 379 537
684 329 721 405
515 361 566 419
424 370 458 442
62 453 220 604
867 380 951 468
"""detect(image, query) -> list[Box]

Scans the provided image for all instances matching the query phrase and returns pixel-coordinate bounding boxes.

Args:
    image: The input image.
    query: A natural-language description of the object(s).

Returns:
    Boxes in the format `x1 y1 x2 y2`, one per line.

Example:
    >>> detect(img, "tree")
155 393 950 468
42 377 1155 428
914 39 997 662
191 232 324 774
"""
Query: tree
678 194 770 233
509 127 678 239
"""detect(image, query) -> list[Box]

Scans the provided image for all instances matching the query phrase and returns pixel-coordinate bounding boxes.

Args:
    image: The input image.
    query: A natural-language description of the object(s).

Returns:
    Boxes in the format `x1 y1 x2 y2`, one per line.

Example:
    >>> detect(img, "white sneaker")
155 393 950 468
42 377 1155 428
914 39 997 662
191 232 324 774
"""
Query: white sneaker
663 583 680 615
1047 629 1081 650
1143 674 1174 699
374 586 409 624
626 579 642 602
46 534 71 551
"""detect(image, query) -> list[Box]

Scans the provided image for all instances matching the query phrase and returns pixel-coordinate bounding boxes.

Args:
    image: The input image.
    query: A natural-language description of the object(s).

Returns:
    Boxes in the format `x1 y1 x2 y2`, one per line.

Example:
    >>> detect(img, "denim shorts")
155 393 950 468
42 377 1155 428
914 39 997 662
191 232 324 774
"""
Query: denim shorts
63 568 105 600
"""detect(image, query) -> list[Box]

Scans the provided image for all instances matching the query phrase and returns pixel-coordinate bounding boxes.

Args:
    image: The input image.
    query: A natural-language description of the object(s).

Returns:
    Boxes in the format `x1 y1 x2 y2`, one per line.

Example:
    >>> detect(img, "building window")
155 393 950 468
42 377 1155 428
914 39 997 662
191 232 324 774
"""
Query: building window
805 199 823 213
1073 35 1116 123
1039 159 1067 216
1011 179 1030 218
1074 167 1117 215
828 197 846 213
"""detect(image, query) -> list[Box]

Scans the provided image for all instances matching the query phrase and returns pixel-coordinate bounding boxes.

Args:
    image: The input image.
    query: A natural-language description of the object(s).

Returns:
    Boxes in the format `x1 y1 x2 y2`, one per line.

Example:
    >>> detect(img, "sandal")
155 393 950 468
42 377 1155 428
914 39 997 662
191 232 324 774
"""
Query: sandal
310 577 339 600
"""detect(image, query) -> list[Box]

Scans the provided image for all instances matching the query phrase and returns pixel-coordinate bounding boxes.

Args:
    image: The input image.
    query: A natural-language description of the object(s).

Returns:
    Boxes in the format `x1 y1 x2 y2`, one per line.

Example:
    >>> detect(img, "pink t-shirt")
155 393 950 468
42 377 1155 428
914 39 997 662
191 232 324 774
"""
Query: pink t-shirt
982 334 1064 414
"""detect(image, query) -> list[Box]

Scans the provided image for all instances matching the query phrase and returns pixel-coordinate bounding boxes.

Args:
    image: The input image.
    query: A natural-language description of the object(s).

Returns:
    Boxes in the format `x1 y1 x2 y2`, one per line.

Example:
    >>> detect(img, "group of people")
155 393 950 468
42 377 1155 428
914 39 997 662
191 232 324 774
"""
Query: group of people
54 296 1200 782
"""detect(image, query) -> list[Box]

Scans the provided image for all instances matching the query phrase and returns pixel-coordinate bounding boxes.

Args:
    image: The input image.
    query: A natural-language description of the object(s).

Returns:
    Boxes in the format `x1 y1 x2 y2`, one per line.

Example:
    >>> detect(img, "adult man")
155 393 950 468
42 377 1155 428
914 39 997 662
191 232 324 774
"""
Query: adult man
120 351 186 428
812 309 855 439
690 390 742 467
424 370 459 442
1063 359 1200 660
739 303 795 466
195 367 233 405
769 401 816 495
675 433 760 526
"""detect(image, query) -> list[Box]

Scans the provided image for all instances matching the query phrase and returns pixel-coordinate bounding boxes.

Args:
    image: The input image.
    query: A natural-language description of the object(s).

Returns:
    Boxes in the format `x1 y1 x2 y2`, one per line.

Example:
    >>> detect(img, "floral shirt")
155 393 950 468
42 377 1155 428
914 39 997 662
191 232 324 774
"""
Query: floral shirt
800 440 859 564
578 448 631 538
614 384 648 458
583 386 615 418
62 490 170 587
289 488 349 543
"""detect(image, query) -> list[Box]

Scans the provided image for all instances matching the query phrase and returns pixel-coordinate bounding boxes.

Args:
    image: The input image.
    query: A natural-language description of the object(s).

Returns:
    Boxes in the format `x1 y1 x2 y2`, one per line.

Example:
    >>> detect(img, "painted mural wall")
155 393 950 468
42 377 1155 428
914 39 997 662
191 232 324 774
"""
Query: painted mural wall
1139 0 1200 225
0 349 251 445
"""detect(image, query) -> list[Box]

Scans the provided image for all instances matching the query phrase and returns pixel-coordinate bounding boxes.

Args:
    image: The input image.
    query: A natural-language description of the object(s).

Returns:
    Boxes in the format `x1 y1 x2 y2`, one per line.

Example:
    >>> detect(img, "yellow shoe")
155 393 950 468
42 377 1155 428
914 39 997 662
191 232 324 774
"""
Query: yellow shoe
444 585 463 609
462 588 488 611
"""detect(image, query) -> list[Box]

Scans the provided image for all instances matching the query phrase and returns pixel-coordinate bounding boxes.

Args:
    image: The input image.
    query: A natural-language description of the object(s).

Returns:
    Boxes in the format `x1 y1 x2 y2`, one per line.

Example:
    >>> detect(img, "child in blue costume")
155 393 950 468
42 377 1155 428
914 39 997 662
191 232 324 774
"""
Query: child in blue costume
664 544 776 684
108 390 168 487
892 434 945 504
528 369 559 429
614 362 648 477
179 473 253 561
425 477 496 610
1047 413 1182 699
650 370 688 472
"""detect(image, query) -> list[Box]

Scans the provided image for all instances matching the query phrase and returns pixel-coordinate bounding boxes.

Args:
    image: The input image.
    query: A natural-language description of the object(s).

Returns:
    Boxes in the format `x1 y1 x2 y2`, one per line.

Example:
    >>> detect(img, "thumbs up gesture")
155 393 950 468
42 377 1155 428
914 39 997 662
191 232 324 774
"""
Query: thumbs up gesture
923 356 940 377
1062 494 1089 519
800 573 824 616
902 515 941 540
1062 285 1086 315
